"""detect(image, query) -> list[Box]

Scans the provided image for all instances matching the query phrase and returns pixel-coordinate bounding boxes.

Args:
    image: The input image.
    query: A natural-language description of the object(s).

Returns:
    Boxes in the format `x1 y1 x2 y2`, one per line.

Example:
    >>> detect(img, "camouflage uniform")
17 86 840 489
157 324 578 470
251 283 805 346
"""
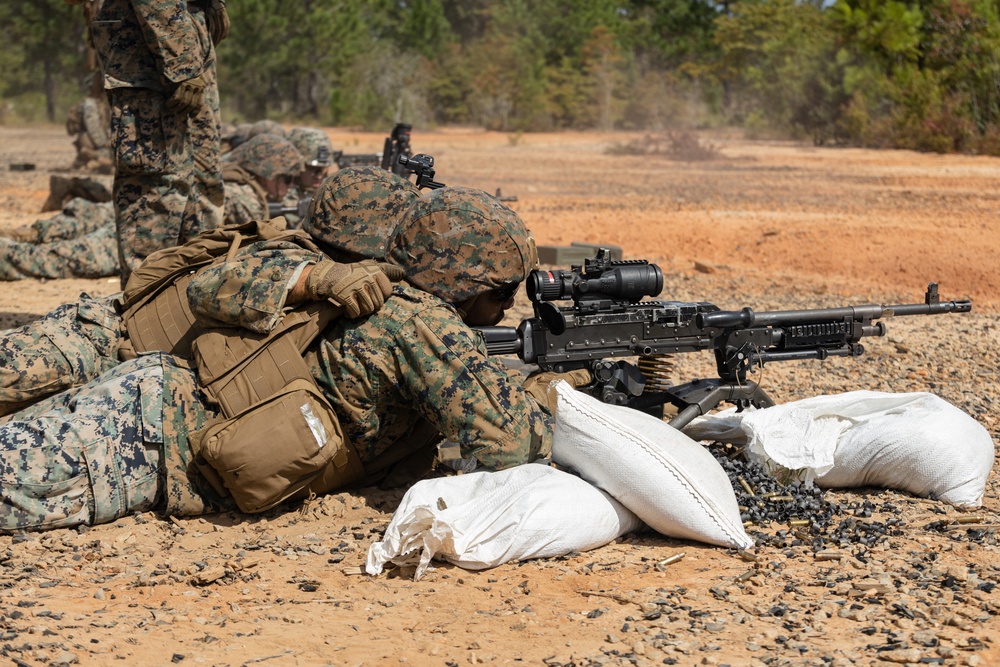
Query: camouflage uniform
91 0 224 288
67 96 112 172
188 186 551 472
0 353 227 533
281 128 336 228
222 134 302 224
0 184 548 531
0 200 118 281
0 168 418 419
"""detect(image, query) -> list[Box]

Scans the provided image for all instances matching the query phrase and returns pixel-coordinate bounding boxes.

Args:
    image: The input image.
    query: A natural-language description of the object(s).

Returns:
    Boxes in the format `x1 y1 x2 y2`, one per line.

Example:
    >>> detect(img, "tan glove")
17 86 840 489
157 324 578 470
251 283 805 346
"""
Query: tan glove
205 0 230 45
166 73 207 116
377 262 406 282
305 259 393 318
521 369 593 412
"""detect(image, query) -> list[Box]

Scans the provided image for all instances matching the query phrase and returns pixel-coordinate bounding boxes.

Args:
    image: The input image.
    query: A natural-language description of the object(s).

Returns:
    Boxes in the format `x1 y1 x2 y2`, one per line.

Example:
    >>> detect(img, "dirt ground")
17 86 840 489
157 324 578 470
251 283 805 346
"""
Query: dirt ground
0 126 998 667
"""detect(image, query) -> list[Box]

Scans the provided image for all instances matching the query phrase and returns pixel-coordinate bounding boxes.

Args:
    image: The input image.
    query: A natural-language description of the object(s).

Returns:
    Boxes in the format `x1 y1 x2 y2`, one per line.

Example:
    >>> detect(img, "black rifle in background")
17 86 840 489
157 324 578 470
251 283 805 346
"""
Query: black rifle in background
477 248 972 429
381 123 413 177
398 153 445 189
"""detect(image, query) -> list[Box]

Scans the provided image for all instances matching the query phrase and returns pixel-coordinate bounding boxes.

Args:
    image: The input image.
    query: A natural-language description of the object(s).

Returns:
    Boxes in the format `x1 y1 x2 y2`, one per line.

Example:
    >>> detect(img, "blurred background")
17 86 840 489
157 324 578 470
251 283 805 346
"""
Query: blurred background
3 0 1000 154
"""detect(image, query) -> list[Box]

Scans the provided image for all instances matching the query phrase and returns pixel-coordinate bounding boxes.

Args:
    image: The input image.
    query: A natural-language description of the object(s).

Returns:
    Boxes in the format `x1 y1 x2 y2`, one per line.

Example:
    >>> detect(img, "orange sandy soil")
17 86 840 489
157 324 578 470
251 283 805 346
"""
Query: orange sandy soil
0 126 997 667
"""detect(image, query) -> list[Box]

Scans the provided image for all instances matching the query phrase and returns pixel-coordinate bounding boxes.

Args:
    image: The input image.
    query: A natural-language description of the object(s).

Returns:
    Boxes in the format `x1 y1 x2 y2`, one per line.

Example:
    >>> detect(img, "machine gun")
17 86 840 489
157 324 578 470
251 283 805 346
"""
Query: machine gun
398 153 445 189
380 123 413 178
477 248 972 429
267 196 312 223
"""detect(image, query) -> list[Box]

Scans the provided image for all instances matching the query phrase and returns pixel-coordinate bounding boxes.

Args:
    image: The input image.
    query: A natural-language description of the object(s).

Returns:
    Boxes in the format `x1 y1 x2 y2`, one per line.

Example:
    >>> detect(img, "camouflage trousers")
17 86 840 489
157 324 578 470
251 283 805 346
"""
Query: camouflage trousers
31 200 114 243
0 225 119 281
0 293 123 417
109 84 223 288
0 354 166 533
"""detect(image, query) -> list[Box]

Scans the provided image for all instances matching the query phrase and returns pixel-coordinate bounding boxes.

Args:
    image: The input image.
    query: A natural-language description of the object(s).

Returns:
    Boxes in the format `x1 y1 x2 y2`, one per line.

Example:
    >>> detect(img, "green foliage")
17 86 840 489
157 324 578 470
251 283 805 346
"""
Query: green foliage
3 0 1000 156
0 0 89 123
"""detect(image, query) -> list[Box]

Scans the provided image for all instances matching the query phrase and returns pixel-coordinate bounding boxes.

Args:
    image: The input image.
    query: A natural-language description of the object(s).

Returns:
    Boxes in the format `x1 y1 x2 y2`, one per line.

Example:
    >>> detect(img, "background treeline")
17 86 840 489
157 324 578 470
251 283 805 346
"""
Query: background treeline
3 0 1000 154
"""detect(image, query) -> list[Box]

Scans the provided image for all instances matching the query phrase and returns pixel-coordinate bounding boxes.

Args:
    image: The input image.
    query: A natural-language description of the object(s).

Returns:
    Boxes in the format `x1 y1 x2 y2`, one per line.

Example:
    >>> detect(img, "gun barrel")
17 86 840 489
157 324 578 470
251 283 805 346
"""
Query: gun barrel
698 298 971 330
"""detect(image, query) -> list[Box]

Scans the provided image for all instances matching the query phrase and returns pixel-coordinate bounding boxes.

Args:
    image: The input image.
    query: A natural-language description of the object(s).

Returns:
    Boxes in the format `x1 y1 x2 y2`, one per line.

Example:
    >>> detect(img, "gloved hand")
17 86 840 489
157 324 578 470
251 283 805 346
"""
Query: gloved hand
377 262 406 282
205 0 230 45
305 259 393 318
166 73 207 116
521 369 593 412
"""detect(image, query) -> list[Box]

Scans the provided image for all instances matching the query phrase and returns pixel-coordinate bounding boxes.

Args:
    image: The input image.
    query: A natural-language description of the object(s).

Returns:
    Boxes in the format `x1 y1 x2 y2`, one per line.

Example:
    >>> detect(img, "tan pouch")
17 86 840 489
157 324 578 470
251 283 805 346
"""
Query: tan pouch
194 378 365 513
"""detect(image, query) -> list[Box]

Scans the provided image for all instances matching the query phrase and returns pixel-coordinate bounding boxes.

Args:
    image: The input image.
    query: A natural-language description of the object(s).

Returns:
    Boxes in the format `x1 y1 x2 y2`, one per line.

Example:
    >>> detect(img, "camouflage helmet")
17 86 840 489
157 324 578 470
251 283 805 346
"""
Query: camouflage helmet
303 167 420 260
287 127 336 168
248 119 286 139
386 186 539 303
225 134 302 180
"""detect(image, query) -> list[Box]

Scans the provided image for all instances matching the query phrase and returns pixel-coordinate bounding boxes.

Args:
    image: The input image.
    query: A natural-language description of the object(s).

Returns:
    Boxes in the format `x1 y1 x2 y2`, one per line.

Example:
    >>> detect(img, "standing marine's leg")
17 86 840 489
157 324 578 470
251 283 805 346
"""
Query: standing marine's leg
0 293 123 417
182 28 224 241
109 87 194 287
0 355 166 533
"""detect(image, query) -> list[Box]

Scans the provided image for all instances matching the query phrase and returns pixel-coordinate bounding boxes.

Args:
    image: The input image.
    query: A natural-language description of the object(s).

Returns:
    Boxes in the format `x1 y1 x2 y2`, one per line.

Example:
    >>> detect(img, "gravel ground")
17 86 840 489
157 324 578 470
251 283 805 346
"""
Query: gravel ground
0 127 997 667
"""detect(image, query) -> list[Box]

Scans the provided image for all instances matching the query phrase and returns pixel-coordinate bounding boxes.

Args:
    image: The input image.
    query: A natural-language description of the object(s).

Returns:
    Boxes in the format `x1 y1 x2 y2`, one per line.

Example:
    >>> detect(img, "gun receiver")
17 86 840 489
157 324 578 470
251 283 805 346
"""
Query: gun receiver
478 249 972 429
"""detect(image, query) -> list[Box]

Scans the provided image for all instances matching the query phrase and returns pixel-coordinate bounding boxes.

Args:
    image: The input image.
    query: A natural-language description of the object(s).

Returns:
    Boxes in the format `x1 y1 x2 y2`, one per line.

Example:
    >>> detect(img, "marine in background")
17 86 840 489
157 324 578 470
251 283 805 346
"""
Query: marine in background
0 135 301 282
84 0 229 286
281 127 337 227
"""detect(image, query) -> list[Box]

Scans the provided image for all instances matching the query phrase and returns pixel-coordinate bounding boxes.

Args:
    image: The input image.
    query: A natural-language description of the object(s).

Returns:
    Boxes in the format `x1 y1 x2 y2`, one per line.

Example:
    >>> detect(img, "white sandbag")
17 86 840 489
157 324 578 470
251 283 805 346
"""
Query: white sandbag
550 381 754 550
683 391 995 507
366 463 644 580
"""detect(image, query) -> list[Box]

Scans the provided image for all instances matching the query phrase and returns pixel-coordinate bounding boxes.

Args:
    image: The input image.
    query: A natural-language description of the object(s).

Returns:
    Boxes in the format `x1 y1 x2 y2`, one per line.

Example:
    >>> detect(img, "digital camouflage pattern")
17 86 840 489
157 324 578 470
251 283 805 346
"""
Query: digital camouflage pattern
0 199 118 281
224 134 303 181
184 43 225 249
386 186 539 303
220 170 269 226
287 127 335 167
3 198 113 245
68 96 112 171
92 0 223 287
0 355 163 532
91 0 211 91
187 239 320 333
186 194 553 472
0 294 123 418
307 282 553 470
0 353 229 532
303 167 421 261
248 119 286 139
186 253 553 470
0 226 120 281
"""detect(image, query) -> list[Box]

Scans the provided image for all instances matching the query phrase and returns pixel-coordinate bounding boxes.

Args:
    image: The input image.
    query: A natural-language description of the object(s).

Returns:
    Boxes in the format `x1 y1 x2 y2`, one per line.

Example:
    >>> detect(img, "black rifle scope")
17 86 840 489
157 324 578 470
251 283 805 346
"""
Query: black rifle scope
527 257 663 304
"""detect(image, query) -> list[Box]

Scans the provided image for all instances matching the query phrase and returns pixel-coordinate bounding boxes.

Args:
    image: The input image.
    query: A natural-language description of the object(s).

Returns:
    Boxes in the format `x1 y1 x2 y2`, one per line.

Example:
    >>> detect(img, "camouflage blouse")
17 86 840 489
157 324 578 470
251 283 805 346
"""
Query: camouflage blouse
186 242 554 470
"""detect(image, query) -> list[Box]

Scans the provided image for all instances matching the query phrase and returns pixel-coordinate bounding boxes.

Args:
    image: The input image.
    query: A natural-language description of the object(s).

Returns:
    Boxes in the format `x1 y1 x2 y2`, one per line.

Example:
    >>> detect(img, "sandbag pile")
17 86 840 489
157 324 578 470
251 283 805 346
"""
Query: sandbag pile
367 381 752 579
682 390 995 507
368 385 993 579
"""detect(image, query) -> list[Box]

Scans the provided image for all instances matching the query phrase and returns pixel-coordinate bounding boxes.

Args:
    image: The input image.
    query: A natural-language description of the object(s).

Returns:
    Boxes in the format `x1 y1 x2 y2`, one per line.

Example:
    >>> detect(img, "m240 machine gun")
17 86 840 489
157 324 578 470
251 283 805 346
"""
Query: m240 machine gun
477 249 972 429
